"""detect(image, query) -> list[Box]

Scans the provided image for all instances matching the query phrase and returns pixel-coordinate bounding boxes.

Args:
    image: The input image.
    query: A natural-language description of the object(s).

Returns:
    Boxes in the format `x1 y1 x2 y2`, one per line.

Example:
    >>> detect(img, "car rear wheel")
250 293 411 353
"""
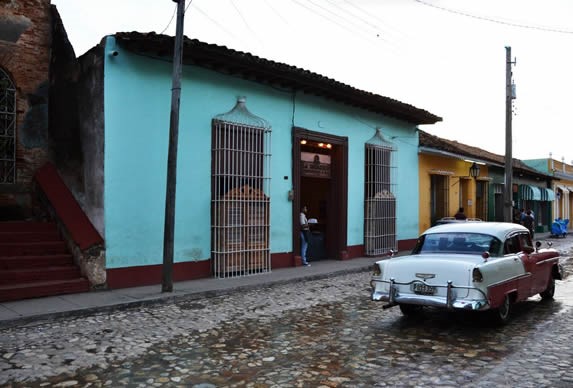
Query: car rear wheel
492 294 512 325
540 277 555 300
399 304 423 316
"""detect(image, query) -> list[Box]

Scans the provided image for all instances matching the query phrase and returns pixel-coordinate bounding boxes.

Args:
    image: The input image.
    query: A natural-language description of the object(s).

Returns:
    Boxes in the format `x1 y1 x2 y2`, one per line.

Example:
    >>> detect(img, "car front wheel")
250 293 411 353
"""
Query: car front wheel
540 277 555 300
492 294 512 325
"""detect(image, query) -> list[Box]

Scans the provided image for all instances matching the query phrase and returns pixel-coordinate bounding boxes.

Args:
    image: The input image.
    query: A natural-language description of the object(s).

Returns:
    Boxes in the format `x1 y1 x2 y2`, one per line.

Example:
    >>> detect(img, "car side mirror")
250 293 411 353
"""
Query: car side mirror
535 241 541 248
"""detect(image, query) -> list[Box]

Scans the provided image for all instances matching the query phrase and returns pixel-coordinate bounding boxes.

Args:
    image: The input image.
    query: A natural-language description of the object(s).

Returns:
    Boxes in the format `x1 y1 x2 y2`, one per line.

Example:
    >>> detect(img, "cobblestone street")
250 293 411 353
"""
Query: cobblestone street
1 237 573 387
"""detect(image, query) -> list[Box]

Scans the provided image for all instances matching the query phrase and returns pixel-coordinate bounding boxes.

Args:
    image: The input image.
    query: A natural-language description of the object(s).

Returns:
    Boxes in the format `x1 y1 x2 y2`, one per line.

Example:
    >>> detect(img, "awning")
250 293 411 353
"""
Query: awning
519 184 542 201
541 188 555 201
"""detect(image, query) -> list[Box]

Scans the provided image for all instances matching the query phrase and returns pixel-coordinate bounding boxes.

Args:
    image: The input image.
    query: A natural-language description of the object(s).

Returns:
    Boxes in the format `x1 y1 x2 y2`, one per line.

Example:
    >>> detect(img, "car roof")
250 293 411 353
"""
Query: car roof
423 222 529 241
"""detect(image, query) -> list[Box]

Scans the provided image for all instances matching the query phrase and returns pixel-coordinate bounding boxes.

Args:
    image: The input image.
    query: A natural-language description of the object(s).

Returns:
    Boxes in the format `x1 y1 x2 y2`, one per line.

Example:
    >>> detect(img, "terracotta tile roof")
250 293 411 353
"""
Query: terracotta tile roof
419 130 552 179
112 32 442 125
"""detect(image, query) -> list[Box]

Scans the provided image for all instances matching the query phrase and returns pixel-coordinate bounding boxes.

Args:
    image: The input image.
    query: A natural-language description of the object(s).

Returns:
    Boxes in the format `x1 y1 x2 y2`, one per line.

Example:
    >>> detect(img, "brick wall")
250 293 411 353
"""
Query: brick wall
0 0 52 213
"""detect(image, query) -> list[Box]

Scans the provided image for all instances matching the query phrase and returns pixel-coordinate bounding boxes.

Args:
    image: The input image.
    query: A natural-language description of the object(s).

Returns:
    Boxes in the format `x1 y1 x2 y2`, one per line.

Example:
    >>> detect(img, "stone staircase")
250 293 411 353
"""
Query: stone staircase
0 221 90 302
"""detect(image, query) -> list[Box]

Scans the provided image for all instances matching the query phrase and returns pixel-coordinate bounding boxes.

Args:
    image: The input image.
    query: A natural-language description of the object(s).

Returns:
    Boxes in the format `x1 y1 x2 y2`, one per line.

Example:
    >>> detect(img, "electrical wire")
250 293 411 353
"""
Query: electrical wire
230 0 264 48
289 0 381 46
190 3 240 41
413 0 573 34
263 0 290 25
159 0 192 35
159 3 177 34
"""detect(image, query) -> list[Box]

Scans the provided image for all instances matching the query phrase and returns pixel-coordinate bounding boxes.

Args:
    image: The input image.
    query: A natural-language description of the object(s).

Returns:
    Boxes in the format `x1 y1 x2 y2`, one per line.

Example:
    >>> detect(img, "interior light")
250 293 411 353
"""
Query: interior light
326 144 332 149
300 139 307 145
318 143 324 147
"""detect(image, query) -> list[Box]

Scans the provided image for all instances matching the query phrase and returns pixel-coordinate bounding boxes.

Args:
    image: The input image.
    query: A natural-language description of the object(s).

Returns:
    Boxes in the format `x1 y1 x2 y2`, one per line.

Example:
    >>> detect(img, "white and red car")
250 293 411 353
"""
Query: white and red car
370 222 562 323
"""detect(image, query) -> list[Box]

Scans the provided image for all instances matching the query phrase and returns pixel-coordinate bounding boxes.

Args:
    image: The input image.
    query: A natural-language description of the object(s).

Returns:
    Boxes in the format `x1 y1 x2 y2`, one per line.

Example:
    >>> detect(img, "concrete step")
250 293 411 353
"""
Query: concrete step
0 265 83 284
0 278 90 302
0 254 74 269
0 241 68 256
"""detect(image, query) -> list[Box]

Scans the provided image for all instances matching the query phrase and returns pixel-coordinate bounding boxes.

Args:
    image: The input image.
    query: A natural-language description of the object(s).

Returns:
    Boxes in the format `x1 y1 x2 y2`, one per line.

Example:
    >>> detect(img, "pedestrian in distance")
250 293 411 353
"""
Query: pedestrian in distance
523 210 535 238
454 207 467 220
300 205 311 267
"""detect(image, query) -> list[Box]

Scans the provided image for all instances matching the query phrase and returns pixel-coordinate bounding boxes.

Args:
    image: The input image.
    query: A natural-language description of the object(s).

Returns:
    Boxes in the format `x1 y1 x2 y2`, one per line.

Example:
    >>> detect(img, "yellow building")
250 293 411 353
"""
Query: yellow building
418 154 489 233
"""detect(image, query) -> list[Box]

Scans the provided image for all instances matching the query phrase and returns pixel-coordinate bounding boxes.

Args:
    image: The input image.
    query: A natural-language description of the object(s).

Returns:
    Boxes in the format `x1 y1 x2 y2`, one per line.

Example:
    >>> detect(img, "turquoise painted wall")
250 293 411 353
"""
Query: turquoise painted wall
103 36 421 268
523 158 549 174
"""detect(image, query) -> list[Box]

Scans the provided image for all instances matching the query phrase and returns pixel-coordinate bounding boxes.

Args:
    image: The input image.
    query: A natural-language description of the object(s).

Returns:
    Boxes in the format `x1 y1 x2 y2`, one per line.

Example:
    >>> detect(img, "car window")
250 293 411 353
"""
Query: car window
517 232 534 252
414 233 501 256
504 235 521 254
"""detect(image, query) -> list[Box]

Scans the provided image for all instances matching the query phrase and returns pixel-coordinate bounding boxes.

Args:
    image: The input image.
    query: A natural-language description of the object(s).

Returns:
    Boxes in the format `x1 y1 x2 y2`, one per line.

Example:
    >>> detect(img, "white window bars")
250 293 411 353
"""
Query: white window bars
211 98 271 278
364 129 397 256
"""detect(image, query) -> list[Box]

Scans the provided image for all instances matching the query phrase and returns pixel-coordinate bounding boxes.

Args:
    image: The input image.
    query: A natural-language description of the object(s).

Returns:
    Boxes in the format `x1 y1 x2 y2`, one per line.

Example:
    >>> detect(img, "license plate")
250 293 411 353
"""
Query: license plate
411 282 436 295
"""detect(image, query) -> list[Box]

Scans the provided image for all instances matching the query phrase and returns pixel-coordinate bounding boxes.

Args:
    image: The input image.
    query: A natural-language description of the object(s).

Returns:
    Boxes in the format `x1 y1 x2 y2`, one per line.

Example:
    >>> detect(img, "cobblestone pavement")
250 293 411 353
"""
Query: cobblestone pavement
1 238 573 387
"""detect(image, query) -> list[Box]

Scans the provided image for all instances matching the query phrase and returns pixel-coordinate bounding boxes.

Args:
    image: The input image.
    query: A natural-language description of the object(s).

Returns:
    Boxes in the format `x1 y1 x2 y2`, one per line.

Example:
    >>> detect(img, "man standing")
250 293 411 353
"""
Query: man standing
300 205 311 266
523 210 535 238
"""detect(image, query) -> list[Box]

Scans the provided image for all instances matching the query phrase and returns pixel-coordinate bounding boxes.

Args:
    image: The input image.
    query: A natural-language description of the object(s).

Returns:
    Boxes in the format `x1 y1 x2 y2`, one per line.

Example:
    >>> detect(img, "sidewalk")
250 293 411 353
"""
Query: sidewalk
0 256 378 329
1 230 567 329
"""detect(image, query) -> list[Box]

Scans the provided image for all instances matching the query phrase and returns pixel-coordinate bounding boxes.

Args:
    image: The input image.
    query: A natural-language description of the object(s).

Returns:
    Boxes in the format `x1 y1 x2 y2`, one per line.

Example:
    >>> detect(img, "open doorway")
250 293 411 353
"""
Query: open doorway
293 128 347 261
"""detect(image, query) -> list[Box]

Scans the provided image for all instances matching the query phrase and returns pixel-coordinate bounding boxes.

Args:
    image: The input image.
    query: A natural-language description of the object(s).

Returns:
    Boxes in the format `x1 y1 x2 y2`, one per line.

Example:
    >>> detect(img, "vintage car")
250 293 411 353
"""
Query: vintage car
370 222 562 323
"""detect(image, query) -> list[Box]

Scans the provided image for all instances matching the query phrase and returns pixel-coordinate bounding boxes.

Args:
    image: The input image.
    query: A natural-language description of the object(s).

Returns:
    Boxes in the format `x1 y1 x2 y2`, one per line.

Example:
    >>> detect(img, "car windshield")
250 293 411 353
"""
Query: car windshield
412 232 502 256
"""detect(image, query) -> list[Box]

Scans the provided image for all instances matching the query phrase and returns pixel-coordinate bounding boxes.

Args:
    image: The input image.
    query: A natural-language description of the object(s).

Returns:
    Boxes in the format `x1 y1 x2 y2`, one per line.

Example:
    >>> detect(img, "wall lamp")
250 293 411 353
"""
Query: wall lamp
469 162 480 178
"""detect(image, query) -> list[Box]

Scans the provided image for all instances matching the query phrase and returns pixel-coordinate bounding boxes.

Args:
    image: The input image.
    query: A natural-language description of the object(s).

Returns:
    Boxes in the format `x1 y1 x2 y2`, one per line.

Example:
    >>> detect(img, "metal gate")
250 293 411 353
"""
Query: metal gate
211 97 271 278
0 68 16 184
364 128 396 256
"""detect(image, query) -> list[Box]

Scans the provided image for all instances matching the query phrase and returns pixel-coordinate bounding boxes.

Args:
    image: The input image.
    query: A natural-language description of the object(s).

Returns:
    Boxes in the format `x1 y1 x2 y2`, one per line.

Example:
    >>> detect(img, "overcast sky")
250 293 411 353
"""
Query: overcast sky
51 0 573 163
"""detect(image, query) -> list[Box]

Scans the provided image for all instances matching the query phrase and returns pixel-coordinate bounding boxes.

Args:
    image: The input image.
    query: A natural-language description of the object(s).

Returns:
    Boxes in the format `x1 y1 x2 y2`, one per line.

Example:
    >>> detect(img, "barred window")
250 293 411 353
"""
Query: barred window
364 129 396 256
0 68 16 184
211 98 271 278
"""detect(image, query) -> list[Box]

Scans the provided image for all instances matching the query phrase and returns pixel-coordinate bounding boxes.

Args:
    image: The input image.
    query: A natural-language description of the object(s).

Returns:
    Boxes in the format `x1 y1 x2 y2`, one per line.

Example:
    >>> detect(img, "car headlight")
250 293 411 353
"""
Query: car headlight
472 268 483 282
372 263 381 276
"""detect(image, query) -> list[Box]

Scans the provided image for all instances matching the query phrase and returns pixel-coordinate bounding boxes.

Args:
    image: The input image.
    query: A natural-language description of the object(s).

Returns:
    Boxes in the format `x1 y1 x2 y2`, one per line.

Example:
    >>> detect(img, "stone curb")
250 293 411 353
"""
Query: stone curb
0 265 373 330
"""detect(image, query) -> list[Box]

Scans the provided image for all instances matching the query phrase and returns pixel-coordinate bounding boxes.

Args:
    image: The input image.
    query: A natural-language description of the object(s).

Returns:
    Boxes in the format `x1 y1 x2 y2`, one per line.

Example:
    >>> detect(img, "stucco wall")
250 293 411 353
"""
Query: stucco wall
76 45 105 234
418 153 489 233
102 36 421 269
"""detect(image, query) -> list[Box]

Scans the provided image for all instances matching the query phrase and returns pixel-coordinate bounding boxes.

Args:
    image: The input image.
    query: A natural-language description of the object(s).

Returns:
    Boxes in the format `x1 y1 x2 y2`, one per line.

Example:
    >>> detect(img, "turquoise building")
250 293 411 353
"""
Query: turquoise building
73 32 440 288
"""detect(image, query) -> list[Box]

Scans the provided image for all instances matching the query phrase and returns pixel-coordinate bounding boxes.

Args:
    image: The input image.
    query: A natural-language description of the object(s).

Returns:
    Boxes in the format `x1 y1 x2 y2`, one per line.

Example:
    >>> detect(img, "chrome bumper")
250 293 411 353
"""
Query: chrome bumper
370 277 490 311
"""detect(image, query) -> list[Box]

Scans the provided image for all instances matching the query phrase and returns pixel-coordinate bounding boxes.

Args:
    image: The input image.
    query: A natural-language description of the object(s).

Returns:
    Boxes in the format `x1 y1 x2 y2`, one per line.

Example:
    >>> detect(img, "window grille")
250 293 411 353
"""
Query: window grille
211 97 271 278
0 68 16 184
364 128 396 256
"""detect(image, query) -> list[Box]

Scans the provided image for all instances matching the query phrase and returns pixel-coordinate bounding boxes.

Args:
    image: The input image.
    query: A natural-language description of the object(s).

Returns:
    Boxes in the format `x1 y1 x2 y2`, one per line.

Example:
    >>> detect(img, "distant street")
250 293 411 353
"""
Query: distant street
2 236 573 387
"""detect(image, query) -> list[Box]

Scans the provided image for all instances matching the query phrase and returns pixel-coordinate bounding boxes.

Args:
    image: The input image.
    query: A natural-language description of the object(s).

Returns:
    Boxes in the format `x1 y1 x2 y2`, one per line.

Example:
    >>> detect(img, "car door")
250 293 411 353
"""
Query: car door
504 233 532 300
517 232 552 295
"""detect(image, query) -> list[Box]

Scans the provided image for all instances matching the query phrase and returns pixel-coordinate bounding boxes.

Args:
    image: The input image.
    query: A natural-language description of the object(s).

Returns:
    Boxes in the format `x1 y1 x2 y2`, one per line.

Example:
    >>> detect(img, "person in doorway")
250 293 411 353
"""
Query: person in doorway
523 210 535 238
300 205 311 267
454 207 467 220
519 208 526 223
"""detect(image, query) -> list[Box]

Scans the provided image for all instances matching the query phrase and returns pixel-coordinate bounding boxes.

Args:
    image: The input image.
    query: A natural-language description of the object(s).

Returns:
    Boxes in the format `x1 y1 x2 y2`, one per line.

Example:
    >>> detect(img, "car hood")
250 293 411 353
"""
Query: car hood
380 254 483 287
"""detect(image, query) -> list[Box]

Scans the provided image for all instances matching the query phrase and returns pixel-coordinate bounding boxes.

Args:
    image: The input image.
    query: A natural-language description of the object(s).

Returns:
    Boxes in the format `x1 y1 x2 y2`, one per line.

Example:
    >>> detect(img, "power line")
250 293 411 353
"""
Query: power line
190 3 239 41
413 0 573 34
160 4 177 34
229 0 264 48
289 0 381 46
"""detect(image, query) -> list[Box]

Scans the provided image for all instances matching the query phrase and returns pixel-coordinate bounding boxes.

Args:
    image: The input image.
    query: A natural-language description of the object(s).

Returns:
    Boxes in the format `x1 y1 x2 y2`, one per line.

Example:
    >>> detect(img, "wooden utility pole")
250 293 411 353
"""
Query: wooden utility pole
504 46 516 222
162 0 185 292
